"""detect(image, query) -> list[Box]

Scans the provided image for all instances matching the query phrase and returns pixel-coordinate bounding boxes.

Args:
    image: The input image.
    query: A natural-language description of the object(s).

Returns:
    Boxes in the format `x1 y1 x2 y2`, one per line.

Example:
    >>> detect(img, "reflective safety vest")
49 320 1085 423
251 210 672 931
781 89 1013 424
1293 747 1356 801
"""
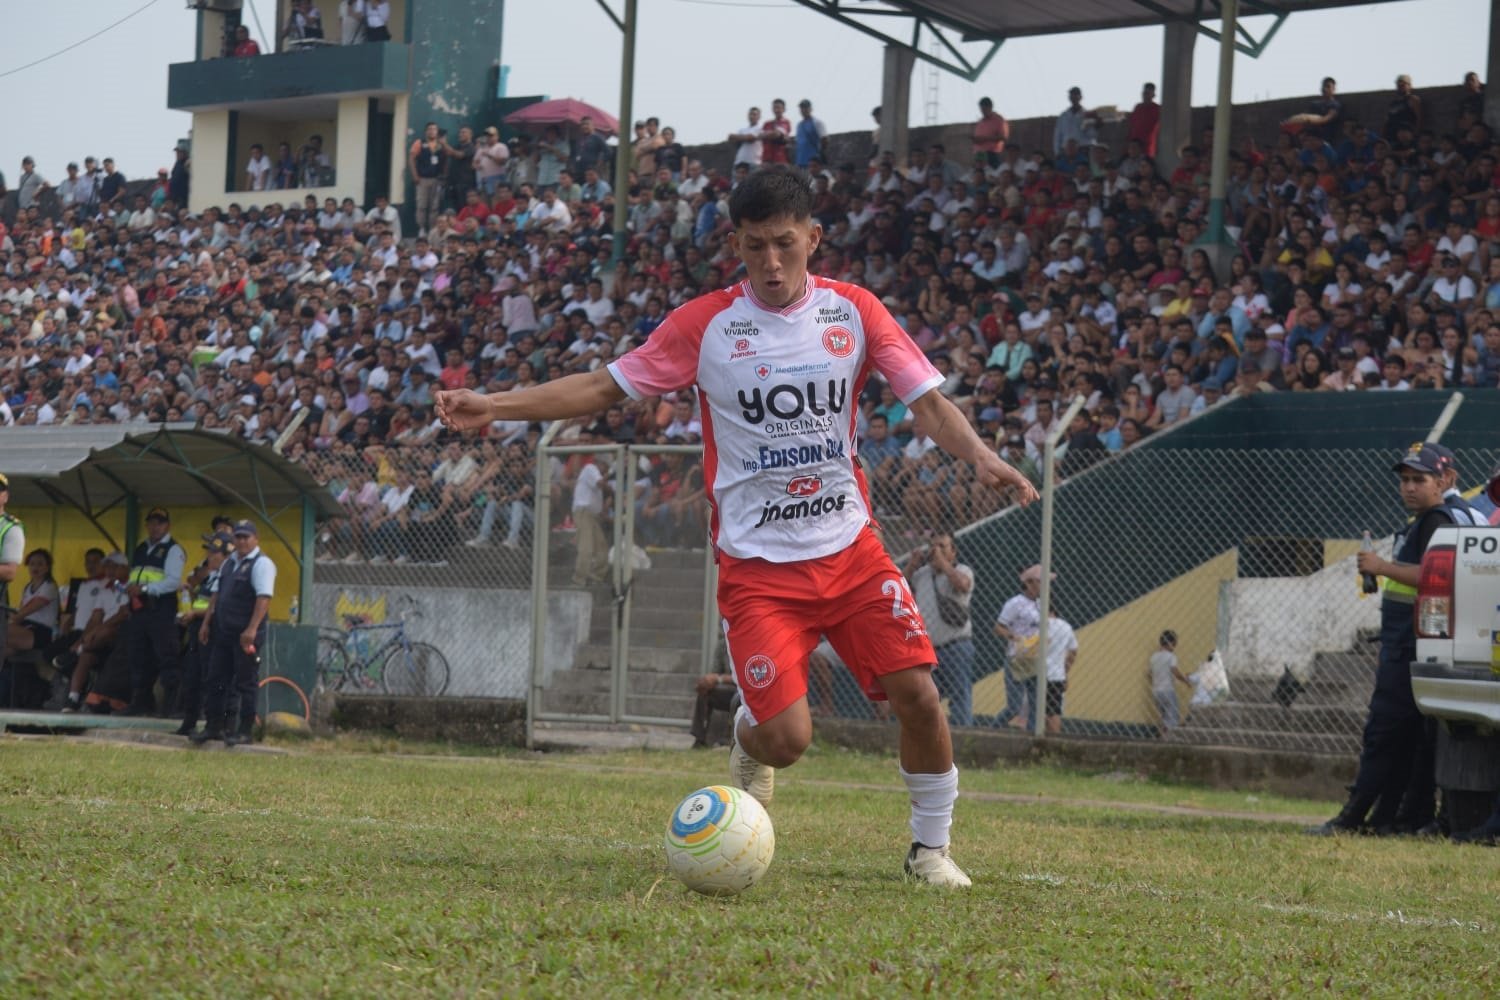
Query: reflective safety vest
0 513 22 557
129 538 180 588
190 569 219 613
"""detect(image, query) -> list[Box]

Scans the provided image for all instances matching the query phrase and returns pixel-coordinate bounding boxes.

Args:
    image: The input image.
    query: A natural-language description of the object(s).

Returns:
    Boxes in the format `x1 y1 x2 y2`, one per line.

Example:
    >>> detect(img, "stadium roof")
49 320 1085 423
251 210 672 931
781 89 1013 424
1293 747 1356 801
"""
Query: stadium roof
3 425 340 550
791 0 1409 77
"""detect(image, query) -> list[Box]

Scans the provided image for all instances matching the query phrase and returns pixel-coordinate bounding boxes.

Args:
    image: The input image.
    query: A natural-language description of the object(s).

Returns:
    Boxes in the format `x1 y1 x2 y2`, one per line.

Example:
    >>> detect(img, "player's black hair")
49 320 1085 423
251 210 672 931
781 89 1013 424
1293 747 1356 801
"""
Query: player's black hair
728 165 814 226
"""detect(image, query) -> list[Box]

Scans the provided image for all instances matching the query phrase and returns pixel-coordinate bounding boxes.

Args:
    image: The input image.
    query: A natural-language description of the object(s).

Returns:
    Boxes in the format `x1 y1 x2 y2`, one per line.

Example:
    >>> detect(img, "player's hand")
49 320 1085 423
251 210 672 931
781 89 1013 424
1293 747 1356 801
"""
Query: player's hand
434 389 491 431
977 452 1039 507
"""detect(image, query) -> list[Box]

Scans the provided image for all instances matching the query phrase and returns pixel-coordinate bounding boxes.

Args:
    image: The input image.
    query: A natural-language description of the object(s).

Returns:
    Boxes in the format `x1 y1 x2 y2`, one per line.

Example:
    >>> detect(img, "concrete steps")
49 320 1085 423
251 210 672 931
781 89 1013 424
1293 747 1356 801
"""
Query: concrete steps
1172 633 1379 756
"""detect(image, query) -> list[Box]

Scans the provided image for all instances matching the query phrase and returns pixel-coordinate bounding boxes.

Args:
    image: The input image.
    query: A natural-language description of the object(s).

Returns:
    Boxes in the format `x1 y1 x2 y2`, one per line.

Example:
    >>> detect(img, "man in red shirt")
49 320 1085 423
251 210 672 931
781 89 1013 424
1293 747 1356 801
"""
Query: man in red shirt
762 98 793 165
972 97 1009 168
1126 83 1160 158
438 166 1038 888
456 190 492 228
438 349 470 390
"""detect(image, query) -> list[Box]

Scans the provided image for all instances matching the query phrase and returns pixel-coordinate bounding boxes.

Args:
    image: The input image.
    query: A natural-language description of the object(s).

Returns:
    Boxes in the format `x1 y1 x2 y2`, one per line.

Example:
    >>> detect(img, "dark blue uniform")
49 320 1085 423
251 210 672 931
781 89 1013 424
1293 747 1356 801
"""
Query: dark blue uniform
199 552 267 742
123 537 185 715
175 570 219 733
1349 506 1454 829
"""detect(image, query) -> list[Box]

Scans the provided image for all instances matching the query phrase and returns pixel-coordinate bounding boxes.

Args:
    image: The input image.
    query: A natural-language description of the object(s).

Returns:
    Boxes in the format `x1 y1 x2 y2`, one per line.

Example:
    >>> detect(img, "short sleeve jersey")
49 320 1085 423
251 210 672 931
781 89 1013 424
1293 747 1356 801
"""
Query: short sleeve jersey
608 276 941 563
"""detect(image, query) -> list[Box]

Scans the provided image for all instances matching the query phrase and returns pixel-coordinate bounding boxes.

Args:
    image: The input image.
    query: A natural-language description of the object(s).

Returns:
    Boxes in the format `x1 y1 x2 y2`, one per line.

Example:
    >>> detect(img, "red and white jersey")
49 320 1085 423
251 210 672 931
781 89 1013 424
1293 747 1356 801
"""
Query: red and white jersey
608 276 941 563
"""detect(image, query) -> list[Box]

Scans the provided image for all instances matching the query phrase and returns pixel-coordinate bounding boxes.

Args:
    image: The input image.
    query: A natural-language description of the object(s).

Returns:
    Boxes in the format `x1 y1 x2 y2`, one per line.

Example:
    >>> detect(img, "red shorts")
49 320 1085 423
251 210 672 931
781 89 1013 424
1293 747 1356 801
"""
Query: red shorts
718 526 937 724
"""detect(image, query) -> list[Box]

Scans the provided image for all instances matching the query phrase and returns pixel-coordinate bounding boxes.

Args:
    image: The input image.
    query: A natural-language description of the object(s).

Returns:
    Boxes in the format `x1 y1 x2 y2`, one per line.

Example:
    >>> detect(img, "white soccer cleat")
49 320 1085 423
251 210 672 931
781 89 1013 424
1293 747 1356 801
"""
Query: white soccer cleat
904 843 972 888
729 728 774 808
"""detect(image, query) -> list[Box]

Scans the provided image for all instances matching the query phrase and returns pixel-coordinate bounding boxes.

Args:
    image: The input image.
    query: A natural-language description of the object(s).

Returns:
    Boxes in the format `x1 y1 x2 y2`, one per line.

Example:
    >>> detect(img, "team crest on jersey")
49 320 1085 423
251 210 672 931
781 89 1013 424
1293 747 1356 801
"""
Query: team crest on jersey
754 363 772 380
822 326 855 358
744 654 776 689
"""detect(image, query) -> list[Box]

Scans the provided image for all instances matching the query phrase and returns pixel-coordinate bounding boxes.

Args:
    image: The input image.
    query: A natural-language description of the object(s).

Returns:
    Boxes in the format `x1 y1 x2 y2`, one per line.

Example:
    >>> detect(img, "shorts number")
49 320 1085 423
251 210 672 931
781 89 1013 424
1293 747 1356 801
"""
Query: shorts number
882 578 918 623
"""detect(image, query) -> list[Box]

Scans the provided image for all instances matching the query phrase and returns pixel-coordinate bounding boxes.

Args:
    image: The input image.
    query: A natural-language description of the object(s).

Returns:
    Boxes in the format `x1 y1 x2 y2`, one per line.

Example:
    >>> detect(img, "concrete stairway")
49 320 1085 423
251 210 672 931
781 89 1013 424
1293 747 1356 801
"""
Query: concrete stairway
538 547 714 720
1164 630 1378 756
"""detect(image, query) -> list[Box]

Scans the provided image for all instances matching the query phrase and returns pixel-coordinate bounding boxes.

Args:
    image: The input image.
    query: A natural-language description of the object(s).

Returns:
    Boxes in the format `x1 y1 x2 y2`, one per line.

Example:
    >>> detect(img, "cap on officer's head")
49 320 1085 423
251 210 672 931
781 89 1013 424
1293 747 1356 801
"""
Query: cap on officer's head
231 519 257 538
202 531 234 554
145 506 170 523
1393 442 1453 476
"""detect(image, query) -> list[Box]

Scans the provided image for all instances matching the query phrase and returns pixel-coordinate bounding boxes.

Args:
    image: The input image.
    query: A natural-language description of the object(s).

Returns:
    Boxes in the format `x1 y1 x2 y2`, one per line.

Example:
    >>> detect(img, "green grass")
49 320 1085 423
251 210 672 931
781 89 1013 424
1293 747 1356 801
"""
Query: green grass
1 736 1494 997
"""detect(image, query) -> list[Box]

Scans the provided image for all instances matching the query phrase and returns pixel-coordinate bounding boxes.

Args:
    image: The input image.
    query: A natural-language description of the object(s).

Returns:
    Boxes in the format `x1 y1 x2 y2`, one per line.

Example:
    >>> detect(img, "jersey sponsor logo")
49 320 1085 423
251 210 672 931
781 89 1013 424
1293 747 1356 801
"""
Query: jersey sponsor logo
753 491 847 528
729 346 757 360
822 326 855 358
773 361 831 376
735 338 751 352
785 474 821 497
737 379 848 424
754 363 772 380
724 319 760 337
746 439 848 472
744 654 776 689
815 307 852 325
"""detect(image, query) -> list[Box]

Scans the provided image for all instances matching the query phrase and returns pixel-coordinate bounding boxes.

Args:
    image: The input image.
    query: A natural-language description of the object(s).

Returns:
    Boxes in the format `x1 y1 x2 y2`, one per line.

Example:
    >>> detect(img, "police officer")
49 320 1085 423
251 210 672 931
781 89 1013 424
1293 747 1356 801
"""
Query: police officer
194 520 275 746
173 531 231 737
121 506 187 716
1308 444 1458 835
0 473 26 706
1431 443 1482 525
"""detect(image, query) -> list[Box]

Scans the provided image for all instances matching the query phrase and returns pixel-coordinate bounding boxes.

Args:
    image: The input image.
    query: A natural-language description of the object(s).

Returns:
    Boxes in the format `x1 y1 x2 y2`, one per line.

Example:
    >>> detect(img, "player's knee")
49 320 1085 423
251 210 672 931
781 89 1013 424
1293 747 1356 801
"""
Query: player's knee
887 670 943 721
753 717 812 768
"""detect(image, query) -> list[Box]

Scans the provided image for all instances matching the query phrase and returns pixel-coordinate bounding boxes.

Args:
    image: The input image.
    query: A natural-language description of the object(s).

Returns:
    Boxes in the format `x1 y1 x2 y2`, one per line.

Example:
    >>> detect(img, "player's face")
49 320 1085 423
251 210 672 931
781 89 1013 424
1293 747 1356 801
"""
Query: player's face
730 215 821 308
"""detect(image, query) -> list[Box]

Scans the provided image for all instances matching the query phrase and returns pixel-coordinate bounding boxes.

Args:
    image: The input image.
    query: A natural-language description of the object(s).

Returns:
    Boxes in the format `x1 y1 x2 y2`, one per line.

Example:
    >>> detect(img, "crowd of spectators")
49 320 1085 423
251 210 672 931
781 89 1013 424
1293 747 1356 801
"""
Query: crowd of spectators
2 70 1499 561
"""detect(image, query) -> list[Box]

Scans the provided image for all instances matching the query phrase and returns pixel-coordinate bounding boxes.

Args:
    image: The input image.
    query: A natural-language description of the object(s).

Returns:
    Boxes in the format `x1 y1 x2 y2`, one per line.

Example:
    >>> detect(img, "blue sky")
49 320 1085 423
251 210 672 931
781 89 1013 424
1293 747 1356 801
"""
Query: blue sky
0 0 1478 184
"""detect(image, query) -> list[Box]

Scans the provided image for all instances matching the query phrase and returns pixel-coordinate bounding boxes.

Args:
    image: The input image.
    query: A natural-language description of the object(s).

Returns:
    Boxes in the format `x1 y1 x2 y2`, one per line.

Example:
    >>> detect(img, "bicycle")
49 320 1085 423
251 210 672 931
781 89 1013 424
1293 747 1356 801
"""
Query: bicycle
315 605 450 697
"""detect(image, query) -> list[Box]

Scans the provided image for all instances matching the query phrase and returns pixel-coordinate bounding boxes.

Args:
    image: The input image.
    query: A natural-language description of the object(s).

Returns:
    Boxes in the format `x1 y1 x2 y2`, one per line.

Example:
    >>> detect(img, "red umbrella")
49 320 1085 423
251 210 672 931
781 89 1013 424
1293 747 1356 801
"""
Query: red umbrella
503 98 619 136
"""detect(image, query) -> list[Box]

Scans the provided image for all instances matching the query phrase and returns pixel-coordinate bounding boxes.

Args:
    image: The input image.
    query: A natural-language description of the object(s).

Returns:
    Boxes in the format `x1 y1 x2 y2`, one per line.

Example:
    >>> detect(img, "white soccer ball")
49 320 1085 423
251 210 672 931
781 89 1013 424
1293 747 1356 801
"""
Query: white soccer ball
664 785 775 896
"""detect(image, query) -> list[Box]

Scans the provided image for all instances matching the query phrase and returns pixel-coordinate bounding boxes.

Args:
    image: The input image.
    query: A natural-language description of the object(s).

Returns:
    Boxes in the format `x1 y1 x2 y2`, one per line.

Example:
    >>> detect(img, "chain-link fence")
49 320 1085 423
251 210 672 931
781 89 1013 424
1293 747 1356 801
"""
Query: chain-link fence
305 417 1496 761
307 437 542 699
927 444 1500 752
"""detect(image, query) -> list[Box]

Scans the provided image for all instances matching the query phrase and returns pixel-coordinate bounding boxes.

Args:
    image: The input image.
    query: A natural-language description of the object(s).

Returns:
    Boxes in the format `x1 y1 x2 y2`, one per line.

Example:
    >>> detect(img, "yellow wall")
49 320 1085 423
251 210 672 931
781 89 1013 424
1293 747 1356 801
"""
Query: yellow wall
230 113 339 194
973 549 1238 726
188 110 232 216
198 100 376 212
6 504 305 625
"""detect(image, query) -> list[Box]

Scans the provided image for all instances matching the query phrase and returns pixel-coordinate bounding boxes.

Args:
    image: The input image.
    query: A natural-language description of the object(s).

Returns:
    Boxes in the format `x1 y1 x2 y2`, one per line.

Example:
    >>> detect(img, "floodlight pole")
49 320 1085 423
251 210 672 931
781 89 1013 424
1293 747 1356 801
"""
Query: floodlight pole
610 0 638 268
1202 0 1237 249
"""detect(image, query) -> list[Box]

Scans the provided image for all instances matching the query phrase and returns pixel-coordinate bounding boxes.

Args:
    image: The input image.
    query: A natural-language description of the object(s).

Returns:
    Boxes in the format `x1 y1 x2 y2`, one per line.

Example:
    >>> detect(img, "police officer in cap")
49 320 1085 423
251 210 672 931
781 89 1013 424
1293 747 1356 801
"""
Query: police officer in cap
194 520 275 746
121 506 186 715
1431 443 1482 525
0 473 26 698
174 531 232 737
1308 443 1459 835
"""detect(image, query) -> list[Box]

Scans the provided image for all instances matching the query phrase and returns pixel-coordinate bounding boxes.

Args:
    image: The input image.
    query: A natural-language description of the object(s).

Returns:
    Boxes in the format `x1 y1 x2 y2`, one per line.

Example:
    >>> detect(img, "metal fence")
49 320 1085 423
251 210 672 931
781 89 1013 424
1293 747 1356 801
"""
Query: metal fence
305 416 1496 759
924 442 1500 754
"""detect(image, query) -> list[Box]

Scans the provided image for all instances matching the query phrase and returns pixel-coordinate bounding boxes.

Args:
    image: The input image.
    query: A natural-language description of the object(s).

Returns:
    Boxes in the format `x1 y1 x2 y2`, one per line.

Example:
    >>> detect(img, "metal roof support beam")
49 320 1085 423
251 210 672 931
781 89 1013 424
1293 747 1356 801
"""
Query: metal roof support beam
788 1 1001 82
32 478 122 552
1192 0 1287 57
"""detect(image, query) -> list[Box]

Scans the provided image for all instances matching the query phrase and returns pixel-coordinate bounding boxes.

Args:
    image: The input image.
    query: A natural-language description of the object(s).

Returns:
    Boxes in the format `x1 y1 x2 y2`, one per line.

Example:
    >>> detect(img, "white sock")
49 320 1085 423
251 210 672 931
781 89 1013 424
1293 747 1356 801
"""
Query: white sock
901 765 958 849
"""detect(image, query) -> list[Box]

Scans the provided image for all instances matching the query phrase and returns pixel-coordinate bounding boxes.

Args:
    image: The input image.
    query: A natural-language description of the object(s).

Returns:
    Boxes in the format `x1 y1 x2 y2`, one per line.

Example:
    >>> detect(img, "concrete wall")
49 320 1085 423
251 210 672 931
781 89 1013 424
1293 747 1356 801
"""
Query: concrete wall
194 96 379 212
1219 539 1388 682
681 85 1469 175
310 582 591 698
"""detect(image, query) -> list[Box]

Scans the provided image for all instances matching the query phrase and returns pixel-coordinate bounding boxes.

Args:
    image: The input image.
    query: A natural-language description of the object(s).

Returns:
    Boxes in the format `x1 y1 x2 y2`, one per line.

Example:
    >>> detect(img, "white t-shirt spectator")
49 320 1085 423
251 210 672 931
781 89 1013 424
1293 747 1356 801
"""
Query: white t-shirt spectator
573 461 607 515
1043 616 1077 683
246 153 272 192
1154 384 1195 424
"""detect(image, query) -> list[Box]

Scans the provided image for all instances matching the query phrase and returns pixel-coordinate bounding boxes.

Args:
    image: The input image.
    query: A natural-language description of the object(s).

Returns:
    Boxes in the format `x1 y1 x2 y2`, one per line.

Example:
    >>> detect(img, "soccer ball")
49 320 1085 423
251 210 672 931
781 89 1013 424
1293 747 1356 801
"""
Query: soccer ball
664 785 775 896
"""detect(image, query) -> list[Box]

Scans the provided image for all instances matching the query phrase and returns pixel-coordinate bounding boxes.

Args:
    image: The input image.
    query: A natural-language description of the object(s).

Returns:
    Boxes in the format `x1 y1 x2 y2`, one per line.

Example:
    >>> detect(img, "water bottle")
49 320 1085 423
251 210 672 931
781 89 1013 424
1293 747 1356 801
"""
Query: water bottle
289 595 300 623
1491 604 1500 675
1358 530 1378 597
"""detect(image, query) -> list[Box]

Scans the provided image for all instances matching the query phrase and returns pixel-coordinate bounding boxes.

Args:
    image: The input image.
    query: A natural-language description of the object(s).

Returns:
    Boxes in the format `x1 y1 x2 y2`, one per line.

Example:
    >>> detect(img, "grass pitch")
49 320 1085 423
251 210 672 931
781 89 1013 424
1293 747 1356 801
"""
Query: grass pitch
1 735 1494 997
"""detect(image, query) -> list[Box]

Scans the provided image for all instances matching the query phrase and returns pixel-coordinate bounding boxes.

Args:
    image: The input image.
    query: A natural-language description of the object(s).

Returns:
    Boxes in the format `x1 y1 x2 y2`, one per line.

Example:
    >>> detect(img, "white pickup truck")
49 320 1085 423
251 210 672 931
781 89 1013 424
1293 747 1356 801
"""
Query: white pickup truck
1412 522 1500 832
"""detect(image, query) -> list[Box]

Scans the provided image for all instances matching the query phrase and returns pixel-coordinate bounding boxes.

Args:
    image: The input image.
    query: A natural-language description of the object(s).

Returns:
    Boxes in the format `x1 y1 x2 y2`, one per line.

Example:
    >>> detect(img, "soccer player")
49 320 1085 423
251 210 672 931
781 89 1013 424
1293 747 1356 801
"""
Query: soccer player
436 165 1038 887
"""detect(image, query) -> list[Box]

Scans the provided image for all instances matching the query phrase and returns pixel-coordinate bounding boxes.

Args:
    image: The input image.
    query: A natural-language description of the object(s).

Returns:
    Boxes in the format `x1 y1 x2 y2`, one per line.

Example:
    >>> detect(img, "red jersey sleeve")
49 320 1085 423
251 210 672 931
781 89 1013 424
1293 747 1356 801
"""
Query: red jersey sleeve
844 282 943 404
607 290 730 399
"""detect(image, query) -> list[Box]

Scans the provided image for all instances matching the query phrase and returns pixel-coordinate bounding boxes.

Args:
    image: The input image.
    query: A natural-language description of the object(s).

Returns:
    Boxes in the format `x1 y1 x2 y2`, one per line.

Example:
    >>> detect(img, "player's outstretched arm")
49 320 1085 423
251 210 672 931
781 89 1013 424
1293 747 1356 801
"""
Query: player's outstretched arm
908 388 1038 507
435 368 628 432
